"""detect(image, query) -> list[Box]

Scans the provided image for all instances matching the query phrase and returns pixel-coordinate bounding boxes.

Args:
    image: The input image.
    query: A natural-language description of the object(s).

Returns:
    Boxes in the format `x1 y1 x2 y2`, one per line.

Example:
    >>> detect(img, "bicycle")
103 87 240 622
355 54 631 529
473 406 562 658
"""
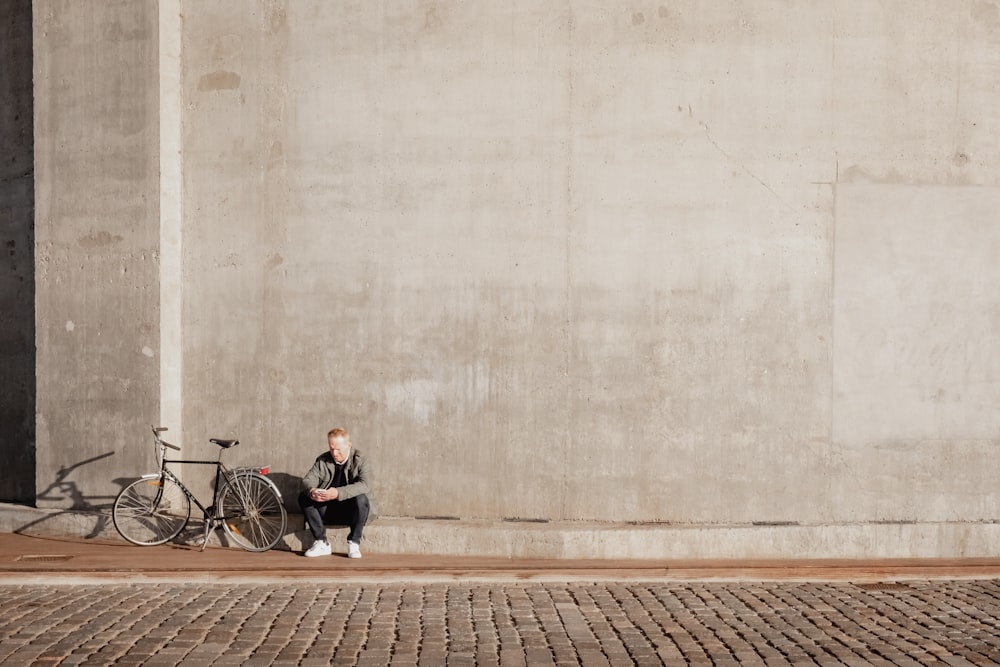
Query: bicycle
112 426 288 552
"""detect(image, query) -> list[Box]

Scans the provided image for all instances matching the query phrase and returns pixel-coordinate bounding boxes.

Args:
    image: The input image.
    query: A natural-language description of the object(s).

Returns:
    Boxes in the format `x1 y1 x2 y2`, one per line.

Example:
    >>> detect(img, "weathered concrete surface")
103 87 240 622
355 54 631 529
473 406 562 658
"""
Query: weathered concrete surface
0 0 34 503
33 2 161 508
30 2 1000 557
833 185 1000 523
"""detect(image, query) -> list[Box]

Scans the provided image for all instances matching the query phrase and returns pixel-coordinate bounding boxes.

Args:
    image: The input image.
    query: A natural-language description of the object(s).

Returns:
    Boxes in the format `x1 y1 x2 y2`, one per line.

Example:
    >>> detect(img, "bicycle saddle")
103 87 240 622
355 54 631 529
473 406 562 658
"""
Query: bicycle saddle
210 438 239 448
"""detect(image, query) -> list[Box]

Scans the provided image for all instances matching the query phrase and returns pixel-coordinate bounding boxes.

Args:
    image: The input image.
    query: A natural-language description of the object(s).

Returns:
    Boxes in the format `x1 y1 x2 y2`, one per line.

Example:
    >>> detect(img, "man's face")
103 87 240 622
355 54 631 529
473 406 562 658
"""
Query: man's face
328 435 351 464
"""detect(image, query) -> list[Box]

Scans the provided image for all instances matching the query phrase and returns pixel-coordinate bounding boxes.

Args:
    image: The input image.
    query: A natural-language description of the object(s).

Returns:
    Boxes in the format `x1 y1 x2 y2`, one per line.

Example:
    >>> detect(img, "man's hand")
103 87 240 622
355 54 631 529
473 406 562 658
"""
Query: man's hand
309 487 339 502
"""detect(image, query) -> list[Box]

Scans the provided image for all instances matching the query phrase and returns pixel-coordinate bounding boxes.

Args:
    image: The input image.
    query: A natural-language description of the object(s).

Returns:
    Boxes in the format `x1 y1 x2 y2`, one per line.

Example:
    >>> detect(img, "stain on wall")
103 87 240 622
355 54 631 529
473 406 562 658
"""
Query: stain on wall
197 70 241 92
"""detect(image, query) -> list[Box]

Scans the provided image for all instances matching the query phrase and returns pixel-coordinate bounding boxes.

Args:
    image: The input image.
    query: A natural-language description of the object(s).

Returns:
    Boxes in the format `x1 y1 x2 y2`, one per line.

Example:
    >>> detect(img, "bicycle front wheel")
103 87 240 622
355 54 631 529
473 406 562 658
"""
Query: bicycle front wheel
219 474 288 552
113 476 191 546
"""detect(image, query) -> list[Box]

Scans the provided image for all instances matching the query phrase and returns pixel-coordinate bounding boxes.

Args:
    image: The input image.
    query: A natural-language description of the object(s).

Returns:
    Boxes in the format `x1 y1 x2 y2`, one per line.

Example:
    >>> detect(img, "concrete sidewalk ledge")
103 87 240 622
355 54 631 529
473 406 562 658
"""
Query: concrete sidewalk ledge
2 503 999 560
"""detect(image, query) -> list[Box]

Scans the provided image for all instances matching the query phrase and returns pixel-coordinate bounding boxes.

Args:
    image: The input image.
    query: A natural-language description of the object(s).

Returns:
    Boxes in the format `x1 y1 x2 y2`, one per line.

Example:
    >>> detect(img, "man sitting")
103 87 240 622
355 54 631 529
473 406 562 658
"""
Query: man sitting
299 427 374 558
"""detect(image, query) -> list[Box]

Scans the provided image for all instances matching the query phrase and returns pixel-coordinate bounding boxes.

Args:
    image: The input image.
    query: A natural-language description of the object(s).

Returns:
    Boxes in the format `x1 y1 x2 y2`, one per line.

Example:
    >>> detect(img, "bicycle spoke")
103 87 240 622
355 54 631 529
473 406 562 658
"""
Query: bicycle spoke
219 475 287 552
113 477 191 546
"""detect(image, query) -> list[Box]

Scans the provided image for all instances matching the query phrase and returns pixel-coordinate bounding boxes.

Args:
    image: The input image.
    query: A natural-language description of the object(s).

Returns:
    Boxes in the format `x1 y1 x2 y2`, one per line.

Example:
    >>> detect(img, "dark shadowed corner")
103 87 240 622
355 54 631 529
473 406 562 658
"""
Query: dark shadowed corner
0 0 35 504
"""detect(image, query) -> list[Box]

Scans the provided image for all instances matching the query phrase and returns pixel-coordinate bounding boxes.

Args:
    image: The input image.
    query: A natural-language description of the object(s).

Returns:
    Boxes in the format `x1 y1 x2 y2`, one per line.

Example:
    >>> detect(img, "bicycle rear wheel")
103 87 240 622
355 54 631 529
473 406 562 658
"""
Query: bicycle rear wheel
113 476 191 546
219 474 288 552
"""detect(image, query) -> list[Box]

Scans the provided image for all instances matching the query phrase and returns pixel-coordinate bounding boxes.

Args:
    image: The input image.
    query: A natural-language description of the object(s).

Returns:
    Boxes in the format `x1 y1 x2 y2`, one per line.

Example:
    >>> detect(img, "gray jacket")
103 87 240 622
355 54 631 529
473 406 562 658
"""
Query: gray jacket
301 448 376 513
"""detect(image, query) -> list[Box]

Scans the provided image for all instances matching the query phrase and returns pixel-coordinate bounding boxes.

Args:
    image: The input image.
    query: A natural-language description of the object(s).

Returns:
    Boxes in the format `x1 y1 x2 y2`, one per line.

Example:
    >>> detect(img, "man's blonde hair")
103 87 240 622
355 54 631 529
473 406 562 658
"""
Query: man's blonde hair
327 428 350 441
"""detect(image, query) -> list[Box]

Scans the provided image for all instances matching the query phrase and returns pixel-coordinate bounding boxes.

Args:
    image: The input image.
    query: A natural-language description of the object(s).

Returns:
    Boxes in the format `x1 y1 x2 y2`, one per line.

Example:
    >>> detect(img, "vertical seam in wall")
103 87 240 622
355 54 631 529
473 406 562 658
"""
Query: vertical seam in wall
829 163 837 449
828 9 838 455
159 0 183 440
562 2 575 521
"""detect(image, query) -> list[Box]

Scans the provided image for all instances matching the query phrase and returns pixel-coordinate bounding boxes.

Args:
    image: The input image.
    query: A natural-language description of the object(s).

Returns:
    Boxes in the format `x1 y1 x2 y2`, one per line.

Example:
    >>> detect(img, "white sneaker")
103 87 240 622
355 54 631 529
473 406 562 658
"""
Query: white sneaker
304 540 332 557
347 541 362 559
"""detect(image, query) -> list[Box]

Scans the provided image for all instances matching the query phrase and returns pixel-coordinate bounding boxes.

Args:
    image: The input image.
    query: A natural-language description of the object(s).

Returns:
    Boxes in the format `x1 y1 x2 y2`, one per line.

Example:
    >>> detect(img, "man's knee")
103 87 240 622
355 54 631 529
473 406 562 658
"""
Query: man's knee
297 491 317 511
354 493 370 511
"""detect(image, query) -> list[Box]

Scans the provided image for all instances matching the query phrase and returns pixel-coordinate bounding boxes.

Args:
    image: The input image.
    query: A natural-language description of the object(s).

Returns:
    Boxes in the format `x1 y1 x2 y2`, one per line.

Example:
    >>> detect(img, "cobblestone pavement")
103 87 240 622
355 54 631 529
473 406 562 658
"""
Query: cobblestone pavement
2 580 1000 666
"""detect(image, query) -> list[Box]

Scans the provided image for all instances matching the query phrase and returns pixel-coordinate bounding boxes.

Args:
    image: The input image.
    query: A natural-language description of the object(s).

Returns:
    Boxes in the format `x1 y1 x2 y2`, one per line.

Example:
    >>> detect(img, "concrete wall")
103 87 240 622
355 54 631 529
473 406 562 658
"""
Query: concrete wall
34 1 160 508
0 0 35 503
177 1 831 523
31 1 1000 555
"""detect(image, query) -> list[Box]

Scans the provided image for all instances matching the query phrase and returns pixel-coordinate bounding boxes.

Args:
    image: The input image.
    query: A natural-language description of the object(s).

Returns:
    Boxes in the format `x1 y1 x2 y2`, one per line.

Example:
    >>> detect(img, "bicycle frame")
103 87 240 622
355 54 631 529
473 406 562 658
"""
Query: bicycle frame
148 457 228 518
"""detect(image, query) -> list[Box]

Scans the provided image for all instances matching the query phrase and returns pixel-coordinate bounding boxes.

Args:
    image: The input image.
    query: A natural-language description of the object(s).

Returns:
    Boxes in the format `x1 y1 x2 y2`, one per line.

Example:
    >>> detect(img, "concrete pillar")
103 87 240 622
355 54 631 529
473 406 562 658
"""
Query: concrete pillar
33 1 161 508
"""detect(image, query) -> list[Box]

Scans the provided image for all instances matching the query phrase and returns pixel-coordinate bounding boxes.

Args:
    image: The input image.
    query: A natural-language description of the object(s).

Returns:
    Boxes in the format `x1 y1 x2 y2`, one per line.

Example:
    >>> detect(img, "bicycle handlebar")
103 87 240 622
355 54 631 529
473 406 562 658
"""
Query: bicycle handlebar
151 426 181 450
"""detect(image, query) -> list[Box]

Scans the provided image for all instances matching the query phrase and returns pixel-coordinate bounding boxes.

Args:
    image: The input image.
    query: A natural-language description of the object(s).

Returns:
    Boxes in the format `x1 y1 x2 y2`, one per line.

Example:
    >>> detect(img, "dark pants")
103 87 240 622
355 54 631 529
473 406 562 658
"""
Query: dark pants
298 491 370 544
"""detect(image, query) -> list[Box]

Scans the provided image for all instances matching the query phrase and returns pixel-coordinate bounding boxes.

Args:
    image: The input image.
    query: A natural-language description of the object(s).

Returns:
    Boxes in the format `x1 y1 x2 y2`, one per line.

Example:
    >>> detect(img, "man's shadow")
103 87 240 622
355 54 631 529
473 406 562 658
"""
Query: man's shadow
266 471 302 514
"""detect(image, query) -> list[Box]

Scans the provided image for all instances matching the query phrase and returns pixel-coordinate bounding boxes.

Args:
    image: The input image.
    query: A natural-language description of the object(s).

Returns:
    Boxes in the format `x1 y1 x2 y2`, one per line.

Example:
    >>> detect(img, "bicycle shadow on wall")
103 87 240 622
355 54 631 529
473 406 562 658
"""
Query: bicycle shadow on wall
16 451 118 540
